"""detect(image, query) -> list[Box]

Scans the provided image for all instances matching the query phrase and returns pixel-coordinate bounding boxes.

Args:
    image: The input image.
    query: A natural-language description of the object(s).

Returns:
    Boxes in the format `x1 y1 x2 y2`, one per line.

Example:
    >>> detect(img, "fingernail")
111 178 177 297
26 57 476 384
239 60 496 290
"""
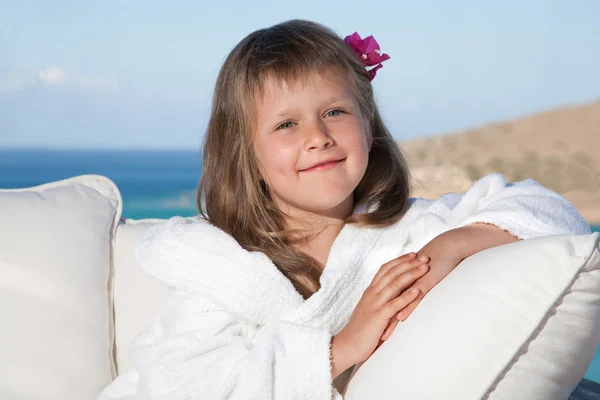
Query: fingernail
418 255 428 262
397 312 404 320
409 288 419 294
408 252 416 258
418 264 428 270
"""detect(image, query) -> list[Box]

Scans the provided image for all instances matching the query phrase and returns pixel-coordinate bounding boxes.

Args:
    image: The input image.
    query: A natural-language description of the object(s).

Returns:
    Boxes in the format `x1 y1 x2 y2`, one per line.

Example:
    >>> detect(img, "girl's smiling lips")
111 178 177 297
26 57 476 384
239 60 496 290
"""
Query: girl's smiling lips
299 157 346 172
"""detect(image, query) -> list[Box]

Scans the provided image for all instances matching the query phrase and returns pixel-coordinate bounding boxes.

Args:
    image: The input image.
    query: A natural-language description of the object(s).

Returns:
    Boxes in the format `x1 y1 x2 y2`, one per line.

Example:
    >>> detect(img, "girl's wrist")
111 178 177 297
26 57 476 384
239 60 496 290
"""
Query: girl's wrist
331 332 356 379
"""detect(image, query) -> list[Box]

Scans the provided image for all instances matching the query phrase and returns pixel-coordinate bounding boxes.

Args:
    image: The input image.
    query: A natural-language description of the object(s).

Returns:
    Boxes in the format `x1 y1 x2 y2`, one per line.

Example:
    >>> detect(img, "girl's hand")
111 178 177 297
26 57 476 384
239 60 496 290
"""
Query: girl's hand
380 224 520 341
331 252 429 377
379 237 462 341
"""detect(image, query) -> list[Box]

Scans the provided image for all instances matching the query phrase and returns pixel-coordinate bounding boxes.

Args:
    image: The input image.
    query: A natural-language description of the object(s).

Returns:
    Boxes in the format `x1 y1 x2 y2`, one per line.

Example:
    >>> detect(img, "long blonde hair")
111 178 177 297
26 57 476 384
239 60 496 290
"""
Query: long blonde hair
198 19 411 299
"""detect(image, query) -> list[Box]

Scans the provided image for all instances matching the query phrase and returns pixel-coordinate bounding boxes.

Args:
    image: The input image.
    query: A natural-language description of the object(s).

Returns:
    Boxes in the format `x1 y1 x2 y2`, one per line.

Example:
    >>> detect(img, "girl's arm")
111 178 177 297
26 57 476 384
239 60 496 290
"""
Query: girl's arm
410 173 592 294
99 288 338 400
382 173 591 330
445 222 521 260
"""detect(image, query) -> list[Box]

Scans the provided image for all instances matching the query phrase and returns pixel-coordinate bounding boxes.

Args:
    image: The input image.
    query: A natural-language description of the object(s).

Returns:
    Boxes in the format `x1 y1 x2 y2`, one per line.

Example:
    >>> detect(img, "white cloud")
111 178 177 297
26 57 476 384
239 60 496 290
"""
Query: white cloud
0 66 120 94
38 66 67 84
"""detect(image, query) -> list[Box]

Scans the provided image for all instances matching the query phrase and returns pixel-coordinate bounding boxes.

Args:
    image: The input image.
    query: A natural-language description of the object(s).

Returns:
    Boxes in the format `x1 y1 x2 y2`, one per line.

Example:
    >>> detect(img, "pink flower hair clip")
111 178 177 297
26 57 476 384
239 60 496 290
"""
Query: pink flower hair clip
344 32 390 81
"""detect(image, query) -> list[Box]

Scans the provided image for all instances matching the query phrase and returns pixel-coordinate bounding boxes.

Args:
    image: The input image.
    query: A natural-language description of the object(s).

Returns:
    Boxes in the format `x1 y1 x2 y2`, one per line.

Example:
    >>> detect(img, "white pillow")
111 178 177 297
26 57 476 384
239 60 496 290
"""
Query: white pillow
0 175 122 400
344 233 600 400
112 219 168 374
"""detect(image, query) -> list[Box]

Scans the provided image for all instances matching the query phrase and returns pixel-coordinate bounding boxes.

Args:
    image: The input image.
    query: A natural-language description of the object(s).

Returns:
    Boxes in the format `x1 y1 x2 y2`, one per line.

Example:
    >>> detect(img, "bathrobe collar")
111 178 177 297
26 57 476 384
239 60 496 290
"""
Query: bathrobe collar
136 216 386 332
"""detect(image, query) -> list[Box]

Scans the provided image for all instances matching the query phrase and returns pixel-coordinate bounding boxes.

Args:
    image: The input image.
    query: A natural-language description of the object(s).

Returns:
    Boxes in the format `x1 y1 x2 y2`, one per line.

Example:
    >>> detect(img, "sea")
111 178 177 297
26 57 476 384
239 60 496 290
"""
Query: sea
1 149 600 382
0 149 202 220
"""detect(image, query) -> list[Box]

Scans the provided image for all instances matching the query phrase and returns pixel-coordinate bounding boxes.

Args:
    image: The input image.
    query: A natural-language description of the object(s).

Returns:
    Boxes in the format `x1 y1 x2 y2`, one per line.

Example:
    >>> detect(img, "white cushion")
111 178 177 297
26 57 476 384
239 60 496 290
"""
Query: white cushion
0 175 122 400
344 233 600 400
112 219 168 374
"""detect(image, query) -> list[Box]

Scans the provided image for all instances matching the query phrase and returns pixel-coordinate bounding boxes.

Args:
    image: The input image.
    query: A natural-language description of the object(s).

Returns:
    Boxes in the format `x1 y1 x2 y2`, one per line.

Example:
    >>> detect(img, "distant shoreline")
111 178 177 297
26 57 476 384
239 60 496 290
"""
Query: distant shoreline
402 101 600 229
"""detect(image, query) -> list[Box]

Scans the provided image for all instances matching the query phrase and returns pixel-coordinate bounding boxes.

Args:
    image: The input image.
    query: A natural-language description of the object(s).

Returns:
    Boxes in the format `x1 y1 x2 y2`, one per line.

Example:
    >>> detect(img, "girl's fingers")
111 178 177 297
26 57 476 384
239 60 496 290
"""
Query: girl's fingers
396 292 424 321
372 256 429 292
381 289 422 340
381 287 421 319
378 265 429 303
381 318 399 341
381 292 424 341
371 252 417 286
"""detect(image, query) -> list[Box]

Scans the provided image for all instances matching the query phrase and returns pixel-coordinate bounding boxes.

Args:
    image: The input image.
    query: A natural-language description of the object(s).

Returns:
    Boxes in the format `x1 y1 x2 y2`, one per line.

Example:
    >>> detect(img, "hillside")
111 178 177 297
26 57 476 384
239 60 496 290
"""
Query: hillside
400 101 600 224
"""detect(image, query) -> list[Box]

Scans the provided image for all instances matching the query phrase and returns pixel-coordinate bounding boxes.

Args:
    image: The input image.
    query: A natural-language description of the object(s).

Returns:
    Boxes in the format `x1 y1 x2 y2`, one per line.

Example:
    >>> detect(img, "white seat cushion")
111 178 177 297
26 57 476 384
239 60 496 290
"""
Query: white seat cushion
0 175 122 400
344 233 600 400
112 219 168 374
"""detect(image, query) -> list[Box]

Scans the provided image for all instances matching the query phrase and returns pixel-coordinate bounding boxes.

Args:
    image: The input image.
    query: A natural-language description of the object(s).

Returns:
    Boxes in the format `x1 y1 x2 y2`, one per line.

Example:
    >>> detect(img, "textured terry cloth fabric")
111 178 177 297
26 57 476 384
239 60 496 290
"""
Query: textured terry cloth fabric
98 173 590 400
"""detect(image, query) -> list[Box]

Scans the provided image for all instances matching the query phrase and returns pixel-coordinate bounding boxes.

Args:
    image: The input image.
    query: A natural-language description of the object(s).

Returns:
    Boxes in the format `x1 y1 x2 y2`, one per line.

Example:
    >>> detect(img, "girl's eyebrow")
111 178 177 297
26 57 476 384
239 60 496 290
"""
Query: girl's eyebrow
270 96 347 120
274 108 295 118
323 96 344 107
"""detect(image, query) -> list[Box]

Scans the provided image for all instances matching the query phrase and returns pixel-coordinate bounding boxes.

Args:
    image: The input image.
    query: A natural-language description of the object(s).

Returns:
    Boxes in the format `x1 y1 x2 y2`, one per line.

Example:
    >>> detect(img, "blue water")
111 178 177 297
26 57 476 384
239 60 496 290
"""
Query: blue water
0 149 201 219
1 149 600 382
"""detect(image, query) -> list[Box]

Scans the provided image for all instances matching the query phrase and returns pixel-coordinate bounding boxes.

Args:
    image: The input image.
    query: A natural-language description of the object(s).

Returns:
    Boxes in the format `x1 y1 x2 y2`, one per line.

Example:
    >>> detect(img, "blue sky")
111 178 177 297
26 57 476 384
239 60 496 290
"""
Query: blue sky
0 0 599 149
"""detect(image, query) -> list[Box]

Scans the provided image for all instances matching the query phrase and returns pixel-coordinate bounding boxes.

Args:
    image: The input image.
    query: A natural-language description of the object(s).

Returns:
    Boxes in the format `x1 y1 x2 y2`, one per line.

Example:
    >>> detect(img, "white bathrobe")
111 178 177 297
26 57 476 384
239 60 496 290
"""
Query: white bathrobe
98 174 591 400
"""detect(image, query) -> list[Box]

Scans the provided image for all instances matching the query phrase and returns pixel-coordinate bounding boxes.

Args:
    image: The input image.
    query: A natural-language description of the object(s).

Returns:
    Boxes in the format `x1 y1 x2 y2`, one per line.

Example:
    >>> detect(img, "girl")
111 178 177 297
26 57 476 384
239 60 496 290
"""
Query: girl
99 20 590 399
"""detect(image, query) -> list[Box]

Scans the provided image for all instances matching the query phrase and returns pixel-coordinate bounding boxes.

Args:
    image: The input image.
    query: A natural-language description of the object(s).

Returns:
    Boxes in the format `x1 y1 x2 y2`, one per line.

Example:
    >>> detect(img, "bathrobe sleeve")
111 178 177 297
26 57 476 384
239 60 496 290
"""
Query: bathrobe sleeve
406 173 591 242
113 288 339 400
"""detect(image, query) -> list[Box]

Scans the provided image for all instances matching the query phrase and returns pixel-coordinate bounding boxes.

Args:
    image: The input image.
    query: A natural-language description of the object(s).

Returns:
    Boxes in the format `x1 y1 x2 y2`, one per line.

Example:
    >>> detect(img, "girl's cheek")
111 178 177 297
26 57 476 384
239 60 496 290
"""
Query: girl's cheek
261 141 300 173
272 137 300 156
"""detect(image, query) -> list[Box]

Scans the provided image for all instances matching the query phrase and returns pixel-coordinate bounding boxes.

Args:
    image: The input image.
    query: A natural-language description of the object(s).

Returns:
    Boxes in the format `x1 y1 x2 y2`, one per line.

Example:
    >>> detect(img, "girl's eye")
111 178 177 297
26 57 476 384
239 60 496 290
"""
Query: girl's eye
276 121 295 130
325 109 344 118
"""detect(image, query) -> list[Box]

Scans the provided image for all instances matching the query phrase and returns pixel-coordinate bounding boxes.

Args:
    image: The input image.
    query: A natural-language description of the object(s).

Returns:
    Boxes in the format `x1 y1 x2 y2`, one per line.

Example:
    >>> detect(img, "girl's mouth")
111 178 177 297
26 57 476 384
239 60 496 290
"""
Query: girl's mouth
300 158 346 172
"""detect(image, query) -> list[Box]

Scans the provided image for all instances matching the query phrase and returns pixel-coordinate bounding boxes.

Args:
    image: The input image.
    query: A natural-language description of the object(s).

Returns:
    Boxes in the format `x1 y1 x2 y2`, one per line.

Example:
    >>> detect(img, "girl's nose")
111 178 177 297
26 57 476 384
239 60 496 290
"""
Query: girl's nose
304 120 333 151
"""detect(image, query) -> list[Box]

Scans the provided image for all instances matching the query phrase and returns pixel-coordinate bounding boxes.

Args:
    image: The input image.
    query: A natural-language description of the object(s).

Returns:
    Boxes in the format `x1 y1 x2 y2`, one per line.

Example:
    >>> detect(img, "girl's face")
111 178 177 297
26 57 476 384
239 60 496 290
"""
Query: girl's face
253 71 370 220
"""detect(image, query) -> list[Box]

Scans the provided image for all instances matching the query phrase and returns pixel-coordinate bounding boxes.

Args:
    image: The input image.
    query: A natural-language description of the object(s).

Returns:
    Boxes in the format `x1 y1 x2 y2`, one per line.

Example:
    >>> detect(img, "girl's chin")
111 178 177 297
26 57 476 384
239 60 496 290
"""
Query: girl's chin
297 197 355 217
272 189 356 217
